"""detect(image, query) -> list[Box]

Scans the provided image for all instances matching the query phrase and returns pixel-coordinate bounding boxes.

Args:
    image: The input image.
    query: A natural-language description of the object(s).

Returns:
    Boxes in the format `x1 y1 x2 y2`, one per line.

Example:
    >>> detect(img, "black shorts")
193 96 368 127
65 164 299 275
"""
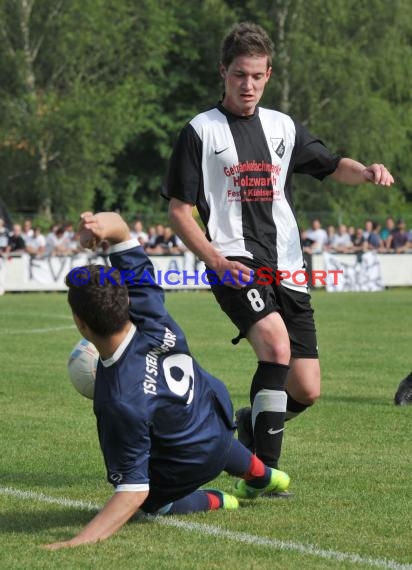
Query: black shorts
210 266 318 359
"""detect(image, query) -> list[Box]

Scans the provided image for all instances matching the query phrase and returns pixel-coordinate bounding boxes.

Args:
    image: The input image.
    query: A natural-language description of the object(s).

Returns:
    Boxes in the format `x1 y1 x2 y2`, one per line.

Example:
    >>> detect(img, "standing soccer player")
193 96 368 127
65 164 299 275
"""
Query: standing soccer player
163 22 394 483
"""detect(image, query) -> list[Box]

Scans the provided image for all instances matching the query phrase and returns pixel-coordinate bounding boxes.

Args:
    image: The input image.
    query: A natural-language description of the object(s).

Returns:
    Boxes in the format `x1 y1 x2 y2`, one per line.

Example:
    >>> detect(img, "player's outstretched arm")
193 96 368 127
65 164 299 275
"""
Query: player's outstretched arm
44 490 148 550
79 212 131 249
169 198 253 289
82 210 170 325
330 158 395 186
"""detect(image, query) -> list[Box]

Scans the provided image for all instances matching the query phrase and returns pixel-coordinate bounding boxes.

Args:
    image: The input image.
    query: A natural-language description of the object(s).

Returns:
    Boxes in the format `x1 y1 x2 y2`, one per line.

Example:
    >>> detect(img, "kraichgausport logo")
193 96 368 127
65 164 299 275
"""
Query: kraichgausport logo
66 266 343 288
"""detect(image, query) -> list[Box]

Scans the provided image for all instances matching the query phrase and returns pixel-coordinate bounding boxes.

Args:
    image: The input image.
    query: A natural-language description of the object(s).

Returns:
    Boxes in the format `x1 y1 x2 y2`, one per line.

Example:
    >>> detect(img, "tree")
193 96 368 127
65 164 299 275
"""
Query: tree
110 0 236 222
0 0 176 219
232 0 412 224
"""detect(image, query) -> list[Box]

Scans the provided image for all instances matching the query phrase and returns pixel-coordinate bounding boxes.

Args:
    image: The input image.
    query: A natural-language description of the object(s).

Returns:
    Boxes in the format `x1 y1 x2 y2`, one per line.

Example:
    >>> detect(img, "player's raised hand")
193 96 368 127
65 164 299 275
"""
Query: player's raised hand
78 211 99 249
79 212 131 248
362 164 395 186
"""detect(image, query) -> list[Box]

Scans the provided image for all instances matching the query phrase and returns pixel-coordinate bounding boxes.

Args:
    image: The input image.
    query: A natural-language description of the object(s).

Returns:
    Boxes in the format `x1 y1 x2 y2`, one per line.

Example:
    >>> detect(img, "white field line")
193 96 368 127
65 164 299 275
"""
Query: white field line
1 486 411 570
0 311 75 334
0 325 76 335
0 311 73 320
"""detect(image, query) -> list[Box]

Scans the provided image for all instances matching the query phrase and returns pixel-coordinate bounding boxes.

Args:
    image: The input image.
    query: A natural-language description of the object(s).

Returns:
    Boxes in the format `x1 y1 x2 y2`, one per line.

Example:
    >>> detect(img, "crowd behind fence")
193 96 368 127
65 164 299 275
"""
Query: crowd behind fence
1 215 412 262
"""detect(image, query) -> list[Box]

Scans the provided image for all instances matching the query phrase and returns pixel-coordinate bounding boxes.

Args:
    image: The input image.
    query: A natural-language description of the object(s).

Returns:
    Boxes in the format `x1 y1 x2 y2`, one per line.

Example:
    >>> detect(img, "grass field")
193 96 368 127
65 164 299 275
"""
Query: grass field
0 289 411 569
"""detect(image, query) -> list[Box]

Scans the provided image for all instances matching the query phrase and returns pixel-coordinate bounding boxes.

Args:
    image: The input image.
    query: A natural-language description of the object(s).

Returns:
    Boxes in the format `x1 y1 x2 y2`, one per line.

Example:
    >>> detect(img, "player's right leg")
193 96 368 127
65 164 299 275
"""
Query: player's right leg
210 279 290 470
246 312 290 469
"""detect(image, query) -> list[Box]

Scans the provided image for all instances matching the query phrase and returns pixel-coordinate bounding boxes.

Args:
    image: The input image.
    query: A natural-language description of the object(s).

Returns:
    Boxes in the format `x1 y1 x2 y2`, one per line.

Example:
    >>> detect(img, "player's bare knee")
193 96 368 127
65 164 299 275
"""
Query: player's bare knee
257 340 290 364
298 386 320 405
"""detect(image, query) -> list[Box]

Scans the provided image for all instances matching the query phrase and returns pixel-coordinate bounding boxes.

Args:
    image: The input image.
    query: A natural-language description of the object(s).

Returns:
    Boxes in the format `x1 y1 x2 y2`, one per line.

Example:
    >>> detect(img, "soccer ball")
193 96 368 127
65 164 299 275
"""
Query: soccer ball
67 338 99 399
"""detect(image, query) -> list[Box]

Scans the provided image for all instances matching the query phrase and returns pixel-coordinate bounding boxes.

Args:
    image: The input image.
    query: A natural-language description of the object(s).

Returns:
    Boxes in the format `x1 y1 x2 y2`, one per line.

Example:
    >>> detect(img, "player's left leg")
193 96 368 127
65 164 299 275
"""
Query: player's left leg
286 357 320 420
142 490 238 515
276 285 320 421
157 490 239 514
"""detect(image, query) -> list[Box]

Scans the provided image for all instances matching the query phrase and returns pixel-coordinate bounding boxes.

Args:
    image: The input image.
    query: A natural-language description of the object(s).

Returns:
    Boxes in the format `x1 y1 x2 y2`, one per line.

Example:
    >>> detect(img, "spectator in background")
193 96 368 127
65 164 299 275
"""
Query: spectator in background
68 231 84 254
131 220 148 247
25 226 46 257
6 224 26 254
46 223 59 243
347 225 356 243
45 225 72 256
380 216 395 248
146 224 166 254
147 226 183 255
155 223 165 243
61 221 84 254
350 227 367 253
162 226 186 254
145 226 158 250
0 218 10 254
367 222 384 252
362 219 373 241
330 224 353 253
389 219 411 253
325 224 336 251
63 221 75 242
305 219 328 253
300 230 316 255
22 219 34 242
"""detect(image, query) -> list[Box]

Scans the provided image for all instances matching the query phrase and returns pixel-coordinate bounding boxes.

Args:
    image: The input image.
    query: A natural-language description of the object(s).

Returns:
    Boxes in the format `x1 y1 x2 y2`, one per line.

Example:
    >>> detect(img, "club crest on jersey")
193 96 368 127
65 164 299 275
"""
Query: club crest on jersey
270 137 285 158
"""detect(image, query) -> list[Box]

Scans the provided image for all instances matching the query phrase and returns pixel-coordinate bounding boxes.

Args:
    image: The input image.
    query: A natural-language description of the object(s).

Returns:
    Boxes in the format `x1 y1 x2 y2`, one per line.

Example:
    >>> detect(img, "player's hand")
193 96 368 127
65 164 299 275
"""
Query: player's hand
78 211 100 249
214 259 253 289
78 212 130 248
362 164 394 186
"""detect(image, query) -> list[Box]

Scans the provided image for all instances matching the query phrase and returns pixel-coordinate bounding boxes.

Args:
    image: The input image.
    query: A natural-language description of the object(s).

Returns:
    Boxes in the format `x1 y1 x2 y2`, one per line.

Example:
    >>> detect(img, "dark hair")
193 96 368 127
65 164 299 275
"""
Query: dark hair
221 22 274 69
65 265 129 337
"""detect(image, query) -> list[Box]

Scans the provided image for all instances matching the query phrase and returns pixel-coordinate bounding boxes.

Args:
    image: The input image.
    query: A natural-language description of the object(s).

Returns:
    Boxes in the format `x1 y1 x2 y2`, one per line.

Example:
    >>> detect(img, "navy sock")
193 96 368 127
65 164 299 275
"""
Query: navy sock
245 454 272 489
224 438 253 476
167 490 210 514
223 439 272 489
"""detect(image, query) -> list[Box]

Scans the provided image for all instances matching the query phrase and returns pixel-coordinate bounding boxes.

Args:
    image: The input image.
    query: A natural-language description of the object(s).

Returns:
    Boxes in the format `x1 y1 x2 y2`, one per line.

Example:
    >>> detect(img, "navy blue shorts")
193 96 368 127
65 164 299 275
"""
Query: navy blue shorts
141 413 235 513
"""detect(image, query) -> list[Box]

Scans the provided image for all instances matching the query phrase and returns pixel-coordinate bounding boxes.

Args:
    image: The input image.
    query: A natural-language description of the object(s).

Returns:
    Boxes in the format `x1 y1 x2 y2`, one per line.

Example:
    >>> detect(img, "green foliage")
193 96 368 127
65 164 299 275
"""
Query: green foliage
0 0 411 223
0 0 177 217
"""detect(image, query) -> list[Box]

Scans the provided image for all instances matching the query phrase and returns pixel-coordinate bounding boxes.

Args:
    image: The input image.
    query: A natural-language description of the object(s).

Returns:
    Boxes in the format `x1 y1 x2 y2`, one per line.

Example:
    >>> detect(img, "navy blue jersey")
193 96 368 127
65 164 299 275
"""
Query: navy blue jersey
93 240 236 495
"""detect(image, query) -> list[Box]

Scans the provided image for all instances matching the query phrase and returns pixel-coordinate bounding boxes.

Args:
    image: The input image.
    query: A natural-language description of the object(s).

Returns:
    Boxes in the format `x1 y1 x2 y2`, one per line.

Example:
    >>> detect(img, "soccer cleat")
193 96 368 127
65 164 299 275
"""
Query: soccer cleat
233 468 290 500
235 406 254 452
202 489 239 510
394 372 412 406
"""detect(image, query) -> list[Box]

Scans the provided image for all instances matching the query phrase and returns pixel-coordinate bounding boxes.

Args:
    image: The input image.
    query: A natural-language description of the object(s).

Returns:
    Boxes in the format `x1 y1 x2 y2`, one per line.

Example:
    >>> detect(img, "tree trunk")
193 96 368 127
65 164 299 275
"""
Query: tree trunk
275 1 291 114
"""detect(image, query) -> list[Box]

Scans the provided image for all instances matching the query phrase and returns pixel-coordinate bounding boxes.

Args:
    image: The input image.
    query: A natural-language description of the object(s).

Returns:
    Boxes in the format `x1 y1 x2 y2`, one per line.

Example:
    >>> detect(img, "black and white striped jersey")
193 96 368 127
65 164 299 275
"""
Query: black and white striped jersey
165 103 340 290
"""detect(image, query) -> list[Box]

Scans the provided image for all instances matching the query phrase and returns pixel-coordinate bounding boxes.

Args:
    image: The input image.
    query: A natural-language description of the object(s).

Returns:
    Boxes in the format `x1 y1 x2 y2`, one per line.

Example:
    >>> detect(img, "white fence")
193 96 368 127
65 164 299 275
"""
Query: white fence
0 251 411 293
0 252 208 293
